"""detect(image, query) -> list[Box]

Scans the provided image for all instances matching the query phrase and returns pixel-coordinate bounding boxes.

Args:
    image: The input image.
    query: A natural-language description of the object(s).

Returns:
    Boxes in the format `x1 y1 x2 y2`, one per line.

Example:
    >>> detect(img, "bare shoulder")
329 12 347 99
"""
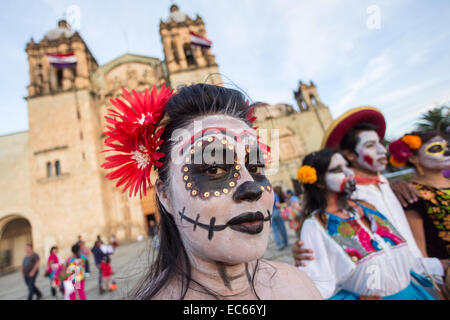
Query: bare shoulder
147 273 183 300
256 259 322 300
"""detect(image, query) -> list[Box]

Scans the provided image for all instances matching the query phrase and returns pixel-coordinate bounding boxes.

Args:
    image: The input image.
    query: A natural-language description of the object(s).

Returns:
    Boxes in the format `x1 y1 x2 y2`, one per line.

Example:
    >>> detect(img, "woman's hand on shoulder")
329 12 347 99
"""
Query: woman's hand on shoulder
292 241 314 267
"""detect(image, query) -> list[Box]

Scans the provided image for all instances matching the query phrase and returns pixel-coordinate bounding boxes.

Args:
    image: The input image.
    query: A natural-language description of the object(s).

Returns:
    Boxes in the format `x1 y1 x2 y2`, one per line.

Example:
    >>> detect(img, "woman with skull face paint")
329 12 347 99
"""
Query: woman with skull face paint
389 131 450 263
102 83 321 300
297 148 439 300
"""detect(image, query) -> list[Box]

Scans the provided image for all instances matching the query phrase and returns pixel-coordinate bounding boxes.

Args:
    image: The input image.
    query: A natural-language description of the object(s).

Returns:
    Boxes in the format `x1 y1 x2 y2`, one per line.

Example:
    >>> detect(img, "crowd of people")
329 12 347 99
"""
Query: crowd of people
100 84 448 300
291 107 449 299
21 83 448 300
21 235 118 300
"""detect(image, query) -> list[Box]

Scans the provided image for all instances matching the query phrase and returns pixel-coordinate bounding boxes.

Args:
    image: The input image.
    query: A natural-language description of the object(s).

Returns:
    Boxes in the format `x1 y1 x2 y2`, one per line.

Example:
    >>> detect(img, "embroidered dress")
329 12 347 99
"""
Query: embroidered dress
299 202 436 299
64 256 87 300
351 174 443 276
405 183 450 259
64 256 85 284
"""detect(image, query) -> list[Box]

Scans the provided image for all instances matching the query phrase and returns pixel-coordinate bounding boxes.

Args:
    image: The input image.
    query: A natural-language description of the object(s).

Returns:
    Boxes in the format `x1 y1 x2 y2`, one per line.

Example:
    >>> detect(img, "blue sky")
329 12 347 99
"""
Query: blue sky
1 0 449 139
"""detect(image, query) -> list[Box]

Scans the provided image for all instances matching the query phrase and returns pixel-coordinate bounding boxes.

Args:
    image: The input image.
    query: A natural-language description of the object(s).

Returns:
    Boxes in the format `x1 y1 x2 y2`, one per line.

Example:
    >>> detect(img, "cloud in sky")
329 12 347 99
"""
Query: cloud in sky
0 0 449 138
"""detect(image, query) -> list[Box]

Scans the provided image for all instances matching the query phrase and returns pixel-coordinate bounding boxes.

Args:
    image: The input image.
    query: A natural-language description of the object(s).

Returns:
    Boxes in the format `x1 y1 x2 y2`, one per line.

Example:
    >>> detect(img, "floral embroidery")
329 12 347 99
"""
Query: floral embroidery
413 183 450 255
372 214 388 227
376 225 403 245
358 228 377 252
338 222 355 238
324 202 405 263
419 190 434 201
345 247 363 261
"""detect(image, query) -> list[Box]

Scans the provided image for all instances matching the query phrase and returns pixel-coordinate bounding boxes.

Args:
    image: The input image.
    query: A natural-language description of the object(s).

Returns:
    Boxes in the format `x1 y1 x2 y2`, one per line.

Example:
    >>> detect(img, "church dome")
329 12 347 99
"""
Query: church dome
168 4 188 23
44 20 75 41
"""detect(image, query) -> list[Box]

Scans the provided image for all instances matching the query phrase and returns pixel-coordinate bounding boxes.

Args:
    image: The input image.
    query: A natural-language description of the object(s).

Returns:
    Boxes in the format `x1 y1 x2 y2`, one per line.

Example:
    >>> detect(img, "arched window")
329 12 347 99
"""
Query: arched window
46 162 52 177
310 94 317 106
301 100 309 111
55 160 61 176
183 43 196 66
70 66 77 79
56 68 63 89
171 41 180 65
202 48 209 65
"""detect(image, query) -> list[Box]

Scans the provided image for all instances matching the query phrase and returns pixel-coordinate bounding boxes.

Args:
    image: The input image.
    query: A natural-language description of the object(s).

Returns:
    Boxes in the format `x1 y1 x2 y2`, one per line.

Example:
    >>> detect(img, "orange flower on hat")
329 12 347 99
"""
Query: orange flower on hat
389 155 406 168
401 135 422 150
297 165 317 184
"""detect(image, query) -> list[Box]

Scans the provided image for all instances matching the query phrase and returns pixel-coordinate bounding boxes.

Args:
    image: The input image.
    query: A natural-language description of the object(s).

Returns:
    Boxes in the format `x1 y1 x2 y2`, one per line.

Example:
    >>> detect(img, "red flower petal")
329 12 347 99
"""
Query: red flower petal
102 84 174 198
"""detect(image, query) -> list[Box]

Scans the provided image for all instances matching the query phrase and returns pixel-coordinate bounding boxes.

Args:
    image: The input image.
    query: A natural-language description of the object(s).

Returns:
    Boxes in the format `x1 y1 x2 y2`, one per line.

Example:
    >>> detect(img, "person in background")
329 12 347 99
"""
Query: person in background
283 190 304 239
110 235 118 249
45 246 63 298
272 186 289 250
92 240 108 294
63 243 86 300
100 239 115 256
443 126 450 178
100 255 114 292
286 190 300 207
389 130 450 298
297 149 447 299
22 243 42 300
148 220 159 249
388 131 450 259
292 107 444 281
78 240 90 277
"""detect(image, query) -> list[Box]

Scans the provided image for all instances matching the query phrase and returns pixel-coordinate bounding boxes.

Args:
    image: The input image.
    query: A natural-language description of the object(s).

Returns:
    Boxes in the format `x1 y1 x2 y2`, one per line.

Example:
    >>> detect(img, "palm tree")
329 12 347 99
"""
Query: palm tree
415 106 450 132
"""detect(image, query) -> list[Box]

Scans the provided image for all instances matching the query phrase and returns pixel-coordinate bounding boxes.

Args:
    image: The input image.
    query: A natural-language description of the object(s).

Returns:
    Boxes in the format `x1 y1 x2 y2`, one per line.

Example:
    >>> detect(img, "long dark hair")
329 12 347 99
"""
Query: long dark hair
301 149 339 222
273 186 285 203
71 243 80 258
132 84 263 300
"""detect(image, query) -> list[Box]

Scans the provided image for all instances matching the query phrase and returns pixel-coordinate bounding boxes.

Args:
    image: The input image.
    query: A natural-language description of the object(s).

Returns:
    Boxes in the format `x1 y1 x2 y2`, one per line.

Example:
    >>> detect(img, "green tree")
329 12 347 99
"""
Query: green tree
415 106 450 132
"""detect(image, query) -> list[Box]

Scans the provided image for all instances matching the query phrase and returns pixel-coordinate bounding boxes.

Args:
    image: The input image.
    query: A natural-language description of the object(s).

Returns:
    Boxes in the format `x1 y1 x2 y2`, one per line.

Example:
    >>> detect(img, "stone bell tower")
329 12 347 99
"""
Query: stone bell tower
24 20 110 257
294 80 327 112
26 20 98 97
293 80 333 132
160 4 222 88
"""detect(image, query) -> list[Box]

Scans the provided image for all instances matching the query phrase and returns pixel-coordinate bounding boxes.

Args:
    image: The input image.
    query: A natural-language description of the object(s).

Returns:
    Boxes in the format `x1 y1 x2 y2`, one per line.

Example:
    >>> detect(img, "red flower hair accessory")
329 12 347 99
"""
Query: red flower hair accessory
101 84 174 198
246 105 257 123
245 100 270 162
388 134 422 168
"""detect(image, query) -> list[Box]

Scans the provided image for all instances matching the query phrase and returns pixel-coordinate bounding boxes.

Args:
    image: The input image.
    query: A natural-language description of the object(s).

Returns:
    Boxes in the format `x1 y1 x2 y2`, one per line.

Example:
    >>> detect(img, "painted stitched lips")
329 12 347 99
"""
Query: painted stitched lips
227 211 270 234
178 208 272 239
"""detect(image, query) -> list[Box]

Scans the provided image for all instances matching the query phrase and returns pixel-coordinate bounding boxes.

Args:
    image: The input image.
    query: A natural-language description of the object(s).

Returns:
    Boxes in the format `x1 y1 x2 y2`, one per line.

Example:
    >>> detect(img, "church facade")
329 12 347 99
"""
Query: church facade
0 5 332 270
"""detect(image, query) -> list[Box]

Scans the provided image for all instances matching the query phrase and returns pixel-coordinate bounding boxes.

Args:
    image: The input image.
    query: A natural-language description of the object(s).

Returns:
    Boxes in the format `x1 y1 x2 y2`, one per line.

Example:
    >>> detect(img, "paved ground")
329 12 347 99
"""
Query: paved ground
0 225 297 300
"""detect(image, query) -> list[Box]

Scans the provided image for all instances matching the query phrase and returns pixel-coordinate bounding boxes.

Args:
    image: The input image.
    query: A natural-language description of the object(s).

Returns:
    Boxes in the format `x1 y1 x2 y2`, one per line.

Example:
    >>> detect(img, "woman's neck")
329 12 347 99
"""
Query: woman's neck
352 166 379 179
412 167 450 189
325 192 353 218
187 253 256 298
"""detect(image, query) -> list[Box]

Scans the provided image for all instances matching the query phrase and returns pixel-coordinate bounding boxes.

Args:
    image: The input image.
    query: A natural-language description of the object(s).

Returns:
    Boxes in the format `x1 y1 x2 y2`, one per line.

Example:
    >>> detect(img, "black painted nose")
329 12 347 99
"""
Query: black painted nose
232 181 263 202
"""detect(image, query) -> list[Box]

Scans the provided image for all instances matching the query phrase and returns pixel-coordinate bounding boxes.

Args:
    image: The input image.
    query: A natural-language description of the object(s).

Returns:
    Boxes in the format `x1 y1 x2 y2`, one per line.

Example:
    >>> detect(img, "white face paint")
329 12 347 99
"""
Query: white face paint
161 115 274 265
355 131 388 173
417 136 450 170
325 153 356 194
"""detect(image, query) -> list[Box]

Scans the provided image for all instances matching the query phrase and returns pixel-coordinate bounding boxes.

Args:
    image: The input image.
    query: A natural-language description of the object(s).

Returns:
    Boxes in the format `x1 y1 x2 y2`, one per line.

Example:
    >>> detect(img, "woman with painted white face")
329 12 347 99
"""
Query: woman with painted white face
297 148 439 300
389 131 450 262
102 84 321 300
